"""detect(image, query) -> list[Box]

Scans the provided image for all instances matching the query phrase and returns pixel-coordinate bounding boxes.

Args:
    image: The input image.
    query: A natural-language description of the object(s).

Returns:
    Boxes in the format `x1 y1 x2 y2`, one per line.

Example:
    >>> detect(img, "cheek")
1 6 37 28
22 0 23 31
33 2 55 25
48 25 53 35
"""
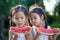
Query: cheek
13 19 19 24
36 18 42 24
12 18 15 23
38 20 43 25
22 19 26 23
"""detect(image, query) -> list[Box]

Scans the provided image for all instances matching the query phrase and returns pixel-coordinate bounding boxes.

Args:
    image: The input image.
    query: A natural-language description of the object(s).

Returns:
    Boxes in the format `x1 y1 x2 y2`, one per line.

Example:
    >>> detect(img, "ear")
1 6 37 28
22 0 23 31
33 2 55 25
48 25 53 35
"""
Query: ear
41 15 44 21
12 16 15 23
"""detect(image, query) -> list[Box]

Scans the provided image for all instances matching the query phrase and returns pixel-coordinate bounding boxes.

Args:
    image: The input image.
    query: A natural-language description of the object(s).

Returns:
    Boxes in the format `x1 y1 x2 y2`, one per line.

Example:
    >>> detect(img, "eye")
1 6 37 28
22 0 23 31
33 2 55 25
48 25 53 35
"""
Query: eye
15 17 19 19
34 17 36 19
21 17 24 19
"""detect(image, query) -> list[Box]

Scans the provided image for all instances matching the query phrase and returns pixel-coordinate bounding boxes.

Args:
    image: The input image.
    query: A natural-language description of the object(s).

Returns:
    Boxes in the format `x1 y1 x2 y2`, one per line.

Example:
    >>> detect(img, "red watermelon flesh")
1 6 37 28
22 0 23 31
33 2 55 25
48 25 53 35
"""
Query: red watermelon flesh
37 27 59 35
10 26 31 33
52 28 59 32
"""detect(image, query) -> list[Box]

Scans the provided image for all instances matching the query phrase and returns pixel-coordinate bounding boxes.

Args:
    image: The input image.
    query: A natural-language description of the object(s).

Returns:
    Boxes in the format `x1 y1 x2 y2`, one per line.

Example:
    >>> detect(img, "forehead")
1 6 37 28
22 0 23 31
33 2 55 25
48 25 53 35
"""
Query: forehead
13 11 25 17
30 13 39 17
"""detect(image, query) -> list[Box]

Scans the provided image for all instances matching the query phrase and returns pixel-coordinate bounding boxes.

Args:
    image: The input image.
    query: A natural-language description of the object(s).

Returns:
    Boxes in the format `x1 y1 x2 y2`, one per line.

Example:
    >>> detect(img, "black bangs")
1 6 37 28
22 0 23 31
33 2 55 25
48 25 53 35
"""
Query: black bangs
30 8 44 16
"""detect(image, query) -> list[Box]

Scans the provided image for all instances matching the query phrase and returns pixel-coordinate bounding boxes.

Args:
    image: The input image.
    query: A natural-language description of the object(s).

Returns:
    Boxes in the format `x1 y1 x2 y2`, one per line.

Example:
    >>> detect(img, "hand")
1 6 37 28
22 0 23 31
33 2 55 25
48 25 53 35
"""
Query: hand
35 28 40 36
25 28 32 37
25 28 34 40
9 30 18 40
10 30 18 38
53 29 60 40
54 29 60 36
10 30 15 35
35 31 40 40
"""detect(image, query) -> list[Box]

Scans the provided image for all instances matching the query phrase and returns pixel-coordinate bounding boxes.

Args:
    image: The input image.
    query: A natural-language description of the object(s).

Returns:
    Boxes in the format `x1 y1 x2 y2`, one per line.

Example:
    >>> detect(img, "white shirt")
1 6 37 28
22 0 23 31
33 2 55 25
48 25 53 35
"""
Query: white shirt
12 33 26 40
17 34 26 40
32 26 51 40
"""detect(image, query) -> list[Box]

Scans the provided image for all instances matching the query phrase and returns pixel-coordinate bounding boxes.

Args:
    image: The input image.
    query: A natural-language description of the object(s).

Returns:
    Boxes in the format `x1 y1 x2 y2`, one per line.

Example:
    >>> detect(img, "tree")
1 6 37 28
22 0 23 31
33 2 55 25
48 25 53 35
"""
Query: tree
54 0 60 23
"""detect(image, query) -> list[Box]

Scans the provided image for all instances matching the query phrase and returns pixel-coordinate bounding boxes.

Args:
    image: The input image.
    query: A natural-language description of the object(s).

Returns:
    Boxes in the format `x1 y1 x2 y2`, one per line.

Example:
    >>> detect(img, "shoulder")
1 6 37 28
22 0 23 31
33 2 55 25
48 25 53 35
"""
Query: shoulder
47 26 51 29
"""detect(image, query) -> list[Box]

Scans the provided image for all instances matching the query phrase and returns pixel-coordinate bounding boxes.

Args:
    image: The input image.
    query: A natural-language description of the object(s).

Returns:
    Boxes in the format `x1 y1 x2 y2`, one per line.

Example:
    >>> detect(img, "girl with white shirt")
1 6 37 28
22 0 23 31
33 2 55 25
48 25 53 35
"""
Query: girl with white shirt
29 7 60 40
9 5 33 40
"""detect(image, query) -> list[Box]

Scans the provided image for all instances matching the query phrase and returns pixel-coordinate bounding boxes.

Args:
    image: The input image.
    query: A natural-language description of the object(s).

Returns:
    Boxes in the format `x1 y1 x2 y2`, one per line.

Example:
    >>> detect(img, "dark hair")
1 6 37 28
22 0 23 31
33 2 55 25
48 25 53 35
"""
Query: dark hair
9 5 28 26
10 5 28 17
29 8 48 29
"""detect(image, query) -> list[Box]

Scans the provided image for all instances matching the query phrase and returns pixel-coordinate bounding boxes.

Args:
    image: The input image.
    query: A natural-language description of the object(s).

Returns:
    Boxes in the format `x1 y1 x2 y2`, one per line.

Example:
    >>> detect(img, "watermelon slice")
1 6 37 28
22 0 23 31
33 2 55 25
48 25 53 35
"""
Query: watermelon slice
37 27 59 35
10 26 31 34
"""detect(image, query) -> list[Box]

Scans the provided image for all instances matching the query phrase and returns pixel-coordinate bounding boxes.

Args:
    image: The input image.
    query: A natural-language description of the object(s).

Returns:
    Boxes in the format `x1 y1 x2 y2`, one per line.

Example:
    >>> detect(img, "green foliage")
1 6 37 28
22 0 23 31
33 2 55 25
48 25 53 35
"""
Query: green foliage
54 0 60 23
50 22 60 28
0 0 35 16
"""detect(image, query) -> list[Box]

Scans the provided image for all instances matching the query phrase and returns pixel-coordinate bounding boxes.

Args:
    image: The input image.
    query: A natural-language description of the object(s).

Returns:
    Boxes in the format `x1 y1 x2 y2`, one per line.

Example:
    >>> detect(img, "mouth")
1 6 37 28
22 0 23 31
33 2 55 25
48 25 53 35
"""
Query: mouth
18 22 23 25
33 22 37 24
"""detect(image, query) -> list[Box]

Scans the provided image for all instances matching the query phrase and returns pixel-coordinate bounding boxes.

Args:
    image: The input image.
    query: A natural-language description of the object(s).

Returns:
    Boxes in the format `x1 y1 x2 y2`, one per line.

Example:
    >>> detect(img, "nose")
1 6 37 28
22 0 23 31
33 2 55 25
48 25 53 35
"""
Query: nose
18 18 22 22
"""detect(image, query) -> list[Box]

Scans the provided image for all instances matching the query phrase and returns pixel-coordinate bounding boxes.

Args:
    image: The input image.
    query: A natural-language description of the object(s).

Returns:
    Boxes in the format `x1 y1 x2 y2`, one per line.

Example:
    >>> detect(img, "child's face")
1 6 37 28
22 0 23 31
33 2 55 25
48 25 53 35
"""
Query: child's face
12 11 26 27
30 13 43 27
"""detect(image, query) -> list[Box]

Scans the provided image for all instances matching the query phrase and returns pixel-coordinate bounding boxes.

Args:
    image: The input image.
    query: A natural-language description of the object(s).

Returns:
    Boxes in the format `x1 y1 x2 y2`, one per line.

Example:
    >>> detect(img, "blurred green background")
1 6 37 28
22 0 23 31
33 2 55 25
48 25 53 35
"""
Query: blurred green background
0 0 60 40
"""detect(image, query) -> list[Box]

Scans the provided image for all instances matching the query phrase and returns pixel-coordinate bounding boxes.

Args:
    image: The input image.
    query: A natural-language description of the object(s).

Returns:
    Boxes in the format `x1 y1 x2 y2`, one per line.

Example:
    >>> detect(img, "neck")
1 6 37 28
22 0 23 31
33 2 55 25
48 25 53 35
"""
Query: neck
16 25 25 28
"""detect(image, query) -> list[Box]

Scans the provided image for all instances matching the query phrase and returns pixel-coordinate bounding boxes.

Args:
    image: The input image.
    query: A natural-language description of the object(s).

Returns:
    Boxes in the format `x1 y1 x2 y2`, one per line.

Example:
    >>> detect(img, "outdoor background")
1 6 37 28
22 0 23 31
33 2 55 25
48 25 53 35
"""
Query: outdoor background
0 0 60 40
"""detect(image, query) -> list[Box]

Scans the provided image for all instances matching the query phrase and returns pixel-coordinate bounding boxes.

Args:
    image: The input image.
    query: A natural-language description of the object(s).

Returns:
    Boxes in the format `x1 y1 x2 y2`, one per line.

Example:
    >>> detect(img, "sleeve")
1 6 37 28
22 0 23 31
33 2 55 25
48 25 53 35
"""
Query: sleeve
47 26 51 29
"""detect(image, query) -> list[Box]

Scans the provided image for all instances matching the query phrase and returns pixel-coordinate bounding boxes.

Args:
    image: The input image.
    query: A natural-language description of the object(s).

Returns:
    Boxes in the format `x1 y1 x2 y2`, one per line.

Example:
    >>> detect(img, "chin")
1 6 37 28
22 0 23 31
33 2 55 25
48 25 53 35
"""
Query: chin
35 25 39 27
18 25 23 28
